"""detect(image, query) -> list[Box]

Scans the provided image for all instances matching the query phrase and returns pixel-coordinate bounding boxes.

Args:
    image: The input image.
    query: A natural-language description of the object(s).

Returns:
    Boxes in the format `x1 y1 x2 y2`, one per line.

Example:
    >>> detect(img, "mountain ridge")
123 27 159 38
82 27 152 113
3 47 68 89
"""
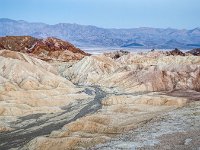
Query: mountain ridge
0 18 200 49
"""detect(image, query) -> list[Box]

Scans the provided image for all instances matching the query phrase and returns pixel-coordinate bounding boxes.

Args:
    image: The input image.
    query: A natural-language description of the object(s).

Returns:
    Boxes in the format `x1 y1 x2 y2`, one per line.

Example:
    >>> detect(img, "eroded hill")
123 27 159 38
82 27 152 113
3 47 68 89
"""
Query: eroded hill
0 47 199 149
0 36 90 62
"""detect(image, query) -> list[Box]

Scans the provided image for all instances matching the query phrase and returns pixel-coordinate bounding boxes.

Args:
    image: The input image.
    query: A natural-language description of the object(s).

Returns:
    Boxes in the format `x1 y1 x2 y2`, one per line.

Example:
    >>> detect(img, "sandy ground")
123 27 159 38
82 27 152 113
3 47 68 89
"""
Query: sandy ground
92 101 200 150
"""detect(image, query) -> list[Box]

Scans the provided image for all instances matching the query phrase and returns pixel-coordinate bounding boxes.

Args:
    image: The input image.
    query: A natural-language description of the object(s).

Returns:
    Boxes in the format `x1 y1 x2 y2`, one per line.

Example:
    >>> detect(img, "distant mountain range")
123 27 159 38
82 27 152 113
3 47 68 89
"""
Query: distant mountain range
0 18 200 49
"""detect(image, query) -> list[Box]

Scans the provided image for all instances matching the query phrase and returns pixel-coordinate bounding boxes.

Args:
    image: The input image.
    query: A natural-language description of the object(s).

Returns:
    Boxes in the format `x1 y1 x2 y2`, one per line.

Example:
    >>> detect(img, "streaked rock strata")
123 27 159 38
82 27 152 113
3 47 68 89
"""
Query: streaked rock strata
0 49 199 150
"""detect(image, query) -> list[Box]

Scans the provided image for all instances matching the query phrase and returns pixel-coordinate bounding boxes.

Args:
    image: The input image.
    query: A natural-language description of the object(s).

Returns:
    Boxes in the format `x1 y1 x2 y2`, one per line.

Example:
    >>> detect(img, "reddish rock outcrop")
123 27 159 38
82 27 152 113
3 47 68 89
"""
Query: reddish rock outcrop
186 48 200 56
167 48 185 56
0 36 90 62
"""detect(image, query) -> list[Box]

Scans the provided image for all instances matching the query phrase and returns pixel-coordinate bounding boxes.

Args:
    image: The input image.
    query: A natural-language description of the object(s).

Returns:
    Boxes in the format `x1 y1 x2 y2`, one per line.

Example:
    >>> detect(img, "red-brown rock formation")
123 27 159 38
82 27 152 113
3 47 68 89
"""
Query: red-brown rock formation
167 48 185 56
0 36 90 62
187 48 200 56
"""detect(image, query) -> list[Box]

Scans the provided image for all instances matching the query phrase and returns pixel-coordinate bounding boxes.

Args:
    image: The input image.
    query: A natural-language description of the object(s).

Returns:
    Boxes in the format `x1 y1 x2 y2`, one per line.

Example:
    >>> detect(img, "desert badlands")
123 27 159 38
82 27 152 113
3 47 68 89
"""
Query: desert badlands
0 36 199 150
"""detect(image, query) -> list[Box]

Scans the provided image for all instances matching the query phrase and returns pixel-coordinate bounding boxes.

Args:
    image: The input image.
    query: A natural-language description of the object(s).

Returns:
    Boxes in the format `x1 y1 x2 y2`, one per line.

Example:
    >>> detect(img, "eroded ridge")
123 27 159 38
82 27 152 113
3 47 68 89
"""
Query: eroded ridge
0 49 199 149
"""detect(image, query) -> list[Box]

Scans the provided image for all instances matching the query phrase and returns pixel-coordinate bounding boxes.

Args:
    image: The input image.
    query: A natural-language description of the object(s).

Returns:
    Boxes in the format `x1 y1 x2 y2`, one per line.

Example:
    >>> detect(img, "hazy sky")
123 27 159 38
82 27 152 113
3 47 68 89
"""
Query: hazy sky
0 0 199 29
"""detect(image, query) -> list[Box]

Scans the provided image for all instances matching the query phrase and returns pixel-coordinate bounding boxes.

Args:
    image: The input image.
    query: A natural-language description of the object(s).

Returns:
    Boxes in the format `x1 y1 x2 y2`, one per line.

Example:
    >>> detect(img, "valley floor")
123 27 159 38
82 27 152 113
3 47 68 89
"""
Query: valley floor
93 100 200 150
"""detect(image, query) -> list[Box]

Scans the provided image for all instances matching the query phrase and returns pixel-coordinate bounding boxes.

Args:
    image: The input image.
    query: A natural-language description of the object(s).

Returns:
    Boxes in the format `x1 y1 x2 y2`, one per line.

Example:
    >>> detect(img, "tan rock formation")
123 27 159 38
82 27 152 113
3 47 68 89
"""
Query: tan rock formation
0 49 58 74
0 50 89 117
23 92 190 150
63 55 121 84
0 50 199 150
63 52 200 93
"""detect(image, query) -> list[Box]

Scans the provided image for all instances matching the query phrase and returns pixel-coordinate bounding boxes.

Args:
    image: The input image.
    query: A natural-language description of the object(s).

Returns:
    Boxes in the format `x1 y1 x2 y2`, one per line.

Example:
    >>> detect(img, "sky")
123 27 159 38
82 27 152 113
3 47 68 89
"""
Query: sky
0 0 199 29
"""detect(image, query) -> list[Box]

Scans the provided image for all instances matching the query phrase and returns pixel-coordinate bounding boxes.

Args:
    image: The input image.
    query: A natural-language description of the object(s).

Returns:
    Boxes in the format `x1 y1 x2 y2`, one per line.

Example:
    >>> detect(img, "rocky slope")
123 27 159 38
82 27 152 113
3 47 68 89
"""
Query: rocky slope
0 49 199 149
63 51 200 93
0 36 89 62
0 50 90 132
187 48 200 56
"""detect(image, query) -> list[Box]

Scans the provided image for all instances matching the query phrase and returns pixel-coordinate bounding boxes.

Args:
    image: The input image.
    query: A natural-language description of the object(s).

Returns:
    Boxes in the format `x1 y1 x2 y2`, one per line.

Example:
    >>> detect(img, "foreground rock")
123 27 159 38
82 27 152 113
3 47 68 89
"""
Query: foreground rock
0 36 90 62
21 92 191 150
0 50 199 150
94 98 200 150
0 50 90 132
18 51 200 150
